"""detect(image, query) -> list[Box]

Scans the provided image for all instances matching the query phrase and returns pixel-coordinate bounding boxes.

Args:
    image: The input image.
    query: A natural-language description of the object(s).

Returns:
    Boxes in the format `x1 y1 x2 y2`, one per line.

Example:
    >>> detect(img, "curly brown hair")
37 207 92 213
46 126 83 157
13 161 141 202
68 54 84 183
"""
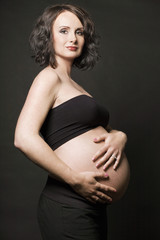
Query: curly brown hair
29 4 100 70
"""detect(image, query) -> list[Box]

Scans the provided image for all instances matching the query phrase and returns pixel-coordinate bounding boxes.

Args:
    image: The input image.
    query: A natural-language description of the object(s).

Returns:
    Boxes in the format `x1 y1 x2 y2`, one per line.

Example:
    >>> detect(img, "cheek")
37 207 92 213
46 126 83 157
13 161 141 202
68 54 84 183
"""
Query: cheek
53 36 64 50
81 37 85 45
80 39 85 49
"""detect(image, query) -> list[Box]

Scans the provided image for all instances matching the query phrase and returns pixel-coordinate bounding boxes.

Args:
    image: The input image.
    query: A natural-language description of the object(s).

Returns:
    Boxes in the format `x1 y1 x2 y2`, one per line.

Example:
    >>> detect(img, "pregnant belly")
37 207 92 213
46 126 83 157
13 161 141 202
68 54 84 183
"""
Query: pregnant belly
54 126 130 202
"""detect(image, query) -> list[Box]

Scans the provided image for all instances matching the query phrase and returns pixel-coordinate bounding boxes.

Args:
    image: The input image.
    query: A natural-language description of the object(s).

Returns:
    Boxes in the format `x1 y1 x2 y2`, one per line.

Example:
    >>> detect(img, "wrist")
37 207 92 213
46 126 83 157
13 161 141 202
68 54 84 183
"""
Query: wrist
64 168 80 187
110 130 127 140
119 131 127 143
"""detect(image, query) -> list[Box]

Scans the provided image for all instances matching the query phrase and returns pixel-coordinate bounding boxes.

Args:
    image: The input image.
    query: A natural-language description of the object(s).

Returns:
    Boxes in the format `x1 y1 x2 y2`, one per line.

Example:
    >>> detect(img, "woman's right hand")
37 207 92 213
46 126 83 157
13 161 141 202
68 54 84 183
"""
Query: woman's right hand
71 171 116 204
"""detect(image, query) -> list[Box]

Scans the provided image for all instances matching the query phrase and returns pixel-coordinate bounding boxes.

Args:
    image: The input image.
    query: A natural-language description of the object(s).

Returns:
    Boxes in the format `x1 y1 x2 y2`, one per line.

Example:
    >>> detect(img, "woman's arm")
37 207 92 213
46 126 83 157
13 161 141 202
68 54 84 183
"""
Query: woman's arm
92 125 127 170
14 69 116 204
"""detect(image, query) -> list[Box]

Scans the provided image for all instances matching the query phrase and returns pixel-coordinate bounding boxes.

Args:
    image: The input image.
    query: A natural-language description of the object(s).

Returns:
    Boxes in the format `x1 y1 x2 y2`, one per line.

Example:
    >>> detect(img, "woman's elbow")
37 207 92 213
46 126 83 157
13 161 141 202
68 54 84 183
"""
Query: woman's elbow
14 130 23 150
14 129 29 151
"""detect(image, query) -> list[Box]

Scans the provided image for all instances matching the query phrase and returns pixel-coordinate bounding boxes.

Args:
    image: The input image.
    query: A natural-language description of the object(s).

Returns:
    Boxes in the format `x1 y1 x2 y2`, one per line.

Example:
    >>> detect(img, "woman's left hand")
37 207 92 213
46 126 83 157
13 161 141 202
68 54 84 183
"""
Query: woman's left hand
92 131 127 171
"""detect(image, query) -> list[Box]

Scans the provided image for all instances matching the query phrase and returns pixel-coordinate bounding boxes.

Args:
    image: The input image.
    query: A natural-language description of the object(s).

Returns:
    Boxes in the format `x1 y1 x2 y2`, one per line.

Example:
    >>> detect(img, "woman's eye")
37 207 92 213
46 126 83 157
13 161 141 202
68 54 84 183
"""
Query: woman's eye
60 29 68 34
76 31 84 36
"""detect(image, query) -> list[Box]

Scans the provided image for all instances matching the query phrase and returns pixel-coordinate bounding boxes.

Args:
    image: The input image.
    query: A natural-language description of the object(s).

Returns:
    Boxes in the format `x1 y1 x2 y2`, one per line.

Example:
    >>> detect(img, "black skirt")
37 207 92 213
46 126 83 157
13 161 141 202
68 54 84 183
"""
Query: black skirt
37 177 108 240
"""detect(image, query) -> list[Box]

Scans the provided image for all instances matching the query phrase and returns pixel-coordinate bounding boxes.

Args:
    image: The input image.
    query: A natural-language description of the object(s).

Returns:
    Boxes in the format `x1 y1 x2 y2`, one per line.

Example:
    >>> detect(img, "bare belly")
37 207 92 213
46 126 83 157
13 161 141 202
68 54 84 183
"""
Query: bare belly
54 126 130 202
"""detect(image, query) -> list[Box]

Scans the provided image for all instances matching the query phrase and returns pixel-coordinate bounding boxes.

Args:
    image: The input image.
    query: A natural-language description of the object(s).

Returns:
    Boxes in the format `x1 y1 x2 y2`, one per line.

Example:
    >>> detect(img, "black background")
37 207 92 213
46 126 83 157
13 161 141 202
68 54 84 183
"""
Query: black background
0 0 160 239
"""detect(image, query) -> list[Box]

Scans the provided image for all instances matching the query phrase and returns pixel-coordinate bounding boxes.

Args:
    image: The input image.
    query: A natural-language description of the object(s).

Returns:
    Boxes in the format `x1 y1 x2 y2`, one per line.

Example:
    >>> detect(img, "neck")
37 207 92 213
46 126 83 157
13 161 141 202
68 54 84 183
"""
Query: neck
55 56 73 80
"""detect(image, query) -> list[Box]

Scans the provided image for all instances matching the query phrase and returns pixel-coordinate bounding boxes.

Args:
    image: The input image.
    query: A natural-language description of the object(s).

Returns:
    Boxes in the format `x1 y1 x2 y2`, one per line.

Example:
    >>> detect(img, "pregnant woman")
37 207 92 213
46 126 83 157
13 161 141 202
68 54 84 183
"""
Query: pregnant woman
14 4 130 240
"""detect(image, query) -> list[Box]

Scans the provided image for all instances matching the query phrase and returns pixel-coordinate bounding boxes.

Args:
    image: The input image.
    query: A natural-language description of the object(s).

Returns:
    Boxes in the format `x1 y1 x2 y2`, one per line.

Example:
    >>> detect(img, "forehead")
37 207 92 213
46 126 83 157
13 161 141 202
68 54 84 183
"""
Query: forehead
53 11 83 28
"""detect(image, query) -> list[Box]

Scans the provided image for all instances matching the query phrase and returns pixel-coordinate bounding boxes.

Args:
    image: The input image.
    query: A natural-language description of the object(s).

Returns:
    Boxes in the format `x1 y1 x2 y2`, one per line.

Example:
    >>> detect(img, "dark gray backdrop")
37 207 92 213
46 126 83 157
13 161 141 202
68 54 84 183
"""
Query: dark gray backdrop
0 0 159 239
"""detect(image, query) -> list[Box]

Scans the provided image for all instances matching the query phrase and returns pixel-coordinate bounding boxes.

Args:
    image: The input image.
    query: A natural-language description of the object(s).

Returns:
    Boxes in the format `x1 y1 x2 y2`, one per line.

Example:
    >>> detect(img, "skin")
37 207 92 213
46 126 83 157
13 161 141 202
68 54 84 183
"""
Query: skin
14 11 130 204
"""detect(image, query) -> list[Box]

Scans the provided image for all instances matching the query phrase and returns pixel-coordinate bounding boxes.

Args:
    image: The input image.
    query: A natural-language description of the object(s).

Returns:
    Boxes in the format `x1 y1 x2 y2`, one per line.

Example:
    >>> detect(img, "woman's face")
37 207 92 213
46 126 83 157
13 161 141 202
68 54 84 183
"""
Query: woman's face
52 11 85 63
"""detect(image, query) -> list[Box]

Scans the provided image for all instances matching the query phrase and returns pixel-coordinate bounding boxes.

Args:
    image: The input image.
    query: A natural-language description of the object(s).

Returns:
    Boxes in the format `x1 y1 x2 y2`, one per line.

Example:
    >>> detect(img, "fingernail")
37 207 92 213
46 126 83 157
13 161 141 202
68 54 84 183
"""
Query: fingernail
93 138 97 141
105 173 109 177
96 163 99 167
92 157 95 161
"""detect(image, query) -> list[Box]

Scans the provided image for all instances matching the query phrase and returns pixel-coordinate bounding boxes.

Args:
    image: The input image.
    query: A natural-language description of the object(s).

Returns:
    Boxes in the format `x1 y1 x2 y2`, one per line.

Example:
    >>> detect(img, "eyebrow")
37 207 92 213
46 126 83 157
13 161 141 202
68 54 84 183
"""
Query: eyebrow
59 26 84 30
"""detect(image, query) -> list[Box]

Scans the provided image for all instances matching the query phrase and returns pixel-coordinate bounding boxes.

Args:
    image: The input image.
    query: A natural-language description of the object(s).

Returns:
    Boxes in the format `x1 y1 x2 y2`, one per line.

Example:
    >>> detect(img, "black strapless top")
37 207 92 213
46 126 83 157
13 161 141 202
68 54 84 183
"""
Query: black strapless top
40 95 109 150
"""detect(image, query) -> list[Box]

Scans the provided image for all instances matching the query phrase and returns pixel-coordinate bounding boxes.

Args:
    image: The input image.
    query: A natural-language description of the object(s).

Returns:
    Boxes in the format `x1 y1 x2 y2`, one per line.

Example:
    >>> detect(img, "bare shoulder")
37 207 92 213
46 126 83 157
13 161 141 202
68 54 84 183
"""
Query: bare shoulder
24 66 61 111
33 66 61 93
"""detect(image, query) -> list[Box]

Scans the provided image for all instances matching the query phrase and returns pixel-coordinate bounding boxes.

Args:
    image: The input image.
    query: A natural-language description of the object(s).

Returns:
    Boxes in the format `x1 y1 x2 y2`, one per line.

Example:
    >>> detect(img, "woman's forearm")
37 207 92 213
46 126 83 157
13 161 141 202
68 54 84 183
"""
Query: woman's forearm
14 133 77 185
106 125 127 143
14 132 116 204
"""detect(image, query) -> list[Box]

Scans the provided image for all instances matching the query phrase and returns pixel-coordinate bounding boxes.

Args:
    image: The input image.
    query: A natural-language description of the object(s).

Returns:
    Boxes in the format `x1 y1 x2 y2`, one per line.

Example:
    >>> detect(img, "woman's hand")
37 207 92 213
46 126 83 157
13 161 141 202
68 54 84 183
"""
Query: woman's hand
71 171 116 204
92 131 127 171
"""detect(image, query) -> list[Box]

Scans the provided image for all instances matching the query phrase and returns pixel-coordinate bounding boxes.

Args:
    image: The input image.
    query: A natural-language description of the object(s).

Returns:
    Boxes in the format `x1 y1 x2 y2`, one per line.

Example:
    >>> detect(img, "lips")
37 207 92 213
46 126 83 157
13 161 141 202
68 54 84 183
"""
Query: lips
66 46 78 51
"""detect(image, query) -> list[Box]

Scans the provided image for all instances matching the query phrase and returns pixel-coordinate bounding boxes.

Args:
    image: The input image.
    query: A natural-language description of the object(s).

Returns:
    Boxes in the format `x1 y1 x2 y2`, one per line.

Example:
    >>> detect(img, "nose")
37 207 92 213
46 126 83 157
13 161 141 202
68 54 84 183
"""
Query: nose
69 31 77 43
